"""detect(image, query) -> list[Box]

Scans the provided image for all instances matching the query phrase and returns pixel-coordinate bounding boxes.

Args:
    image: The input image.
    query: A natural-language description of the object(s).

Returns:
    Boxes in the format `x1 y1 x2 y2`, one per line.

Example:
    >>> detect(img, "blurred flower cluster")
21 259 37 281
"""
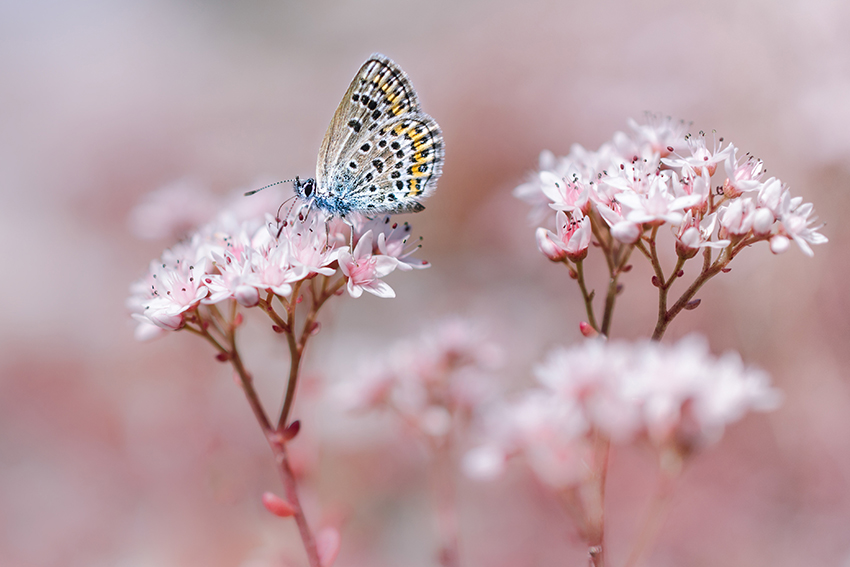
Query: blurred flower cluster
127 184 428 341
333 318 502 446
516 114 827 260
464 335 781 489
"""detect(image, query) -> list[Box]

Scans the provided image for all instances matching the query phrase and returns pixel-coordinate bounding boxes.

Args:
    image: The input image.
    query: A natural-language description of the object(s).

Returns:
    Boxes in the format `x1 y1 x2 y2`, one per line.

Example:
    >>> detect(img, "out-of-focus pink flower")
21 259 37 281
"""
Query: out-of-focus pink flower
466 335 781 487
316 527 341 567
128 179 218 240
332 319 502 444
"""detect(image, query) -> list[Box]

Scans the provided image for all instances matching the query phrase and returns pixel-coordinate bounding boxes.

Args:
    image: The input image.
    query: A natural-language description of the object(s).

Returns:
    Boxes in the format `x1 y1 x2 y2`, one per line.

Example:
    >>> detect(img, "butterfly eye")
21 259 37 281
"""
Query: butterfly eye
303 179 315 198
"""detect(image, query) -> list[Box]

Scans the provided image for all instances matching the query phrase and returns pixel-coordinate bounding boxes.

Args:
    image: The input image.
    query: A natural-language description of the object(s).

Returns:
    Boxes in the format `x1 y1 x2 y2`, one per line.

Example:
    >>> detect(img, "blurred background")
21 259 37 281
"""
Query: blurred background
1 0 849 566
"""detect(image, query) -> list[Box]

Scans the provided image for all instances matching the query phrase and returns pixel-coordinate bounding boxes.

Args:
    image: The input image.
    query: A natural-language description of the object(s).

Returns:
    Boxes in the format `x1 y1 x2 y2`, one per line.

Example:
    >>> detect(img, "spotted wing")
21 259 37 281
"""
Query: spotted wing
316 53 421 191
343 113 444 214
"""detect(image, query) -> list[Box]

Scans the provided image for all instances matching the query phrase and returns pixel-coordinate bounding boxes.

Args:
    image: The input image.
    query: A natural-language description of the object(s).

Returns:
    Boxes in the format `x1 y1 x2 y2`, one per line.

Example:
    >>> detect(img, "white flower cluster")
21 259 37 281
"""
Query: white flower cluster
463 335 780 489
128 205 428 340
516 115 827 259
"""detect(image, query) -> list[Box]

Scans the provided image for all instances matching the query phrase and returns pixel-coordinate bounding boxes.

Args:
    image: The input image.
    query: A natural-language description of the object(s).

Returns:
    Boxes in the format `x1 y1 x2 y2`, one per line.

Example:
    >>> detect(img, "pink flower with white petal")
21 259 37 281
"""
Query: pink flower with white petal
627 114 690 157
718 197 756 236
616 176 702 226
597 202 641 244
675 211 729 258
601 156 663 197
247 240 300 297
132 257 208 330
545 210 592 260
670 169 711 211
774 192 828 257
540 171 589 213
338 230 399 298
723 148 765 196
278 213 339 278
536 227 568 262
354 216 430 270
204 246 260 307
756 177 785 215
661 132 733 177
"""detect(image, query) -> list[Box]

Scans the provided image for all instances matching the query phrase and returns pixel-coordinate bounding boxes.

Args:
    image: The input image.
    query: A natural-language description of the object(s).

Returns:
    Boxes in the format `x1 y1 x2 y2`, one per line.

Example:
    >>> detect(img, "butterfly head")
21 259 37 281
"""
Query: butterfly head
293 176 316 201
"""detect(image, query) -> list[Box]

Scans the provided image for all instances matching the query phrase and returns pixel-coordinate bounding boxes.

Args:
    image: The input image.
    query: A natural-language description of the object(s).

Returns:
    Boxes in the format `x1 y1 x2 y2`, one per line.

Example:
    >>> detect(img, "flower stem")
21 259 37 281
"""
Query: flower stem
651 235 768 340
277 275 346 430
226 320 321 567
574 260 599 332
599 243 633 338
623 456 680 567
431 441 460 567
585 430 610 567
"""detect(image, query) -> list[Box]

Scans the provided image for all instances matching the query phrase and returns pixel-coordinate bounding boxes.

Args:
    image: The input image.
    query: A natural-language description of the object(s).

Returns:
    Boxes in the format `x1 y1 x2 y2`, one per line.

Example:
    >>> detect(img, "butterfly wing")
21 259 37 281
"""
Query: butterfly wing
346 113 444 214
315 53 444 214
316 54 420 190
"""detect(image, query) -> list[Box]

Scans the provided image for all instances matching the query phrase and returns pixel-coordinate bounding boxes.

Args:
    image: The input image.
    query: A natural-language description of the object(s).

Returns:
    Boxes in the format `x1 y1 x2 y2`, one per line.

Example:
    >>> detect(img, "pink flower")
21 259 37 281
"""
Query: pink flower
675 211 730 257
539 171 589 213
353 215 430 271
334 319 501 443
718 197 756 236
596 202 642 244
128 179 218 240
616 176 703 226
661 131 733 178
627 114 690 157
465 336 781 485
774 192 828 256
536 210 592 261
132 257 208 331
204 247 260 307
338 230 399 298
723 148 765 196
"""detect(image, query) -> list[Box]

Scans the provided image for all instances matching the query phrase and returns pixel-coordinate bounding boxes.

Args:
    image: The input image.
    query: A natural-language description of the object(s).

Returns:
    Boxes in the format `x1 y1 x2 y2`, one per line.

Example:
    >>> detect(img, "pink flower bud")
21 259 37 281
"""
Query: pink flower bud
261 492 296 517
611 221 641 243
579 322 599 338
235 285 260 307
770 234 791 254
536 227 567 262
752 207 774 236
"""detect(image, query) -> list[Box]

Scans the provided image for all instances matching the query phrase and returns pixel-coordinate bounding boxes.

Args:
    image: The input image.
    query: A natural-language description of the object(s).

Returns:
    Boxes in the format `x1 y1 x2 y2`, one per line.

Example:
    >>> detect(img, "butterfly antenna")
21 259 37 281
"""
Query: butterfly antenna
244 179 294 197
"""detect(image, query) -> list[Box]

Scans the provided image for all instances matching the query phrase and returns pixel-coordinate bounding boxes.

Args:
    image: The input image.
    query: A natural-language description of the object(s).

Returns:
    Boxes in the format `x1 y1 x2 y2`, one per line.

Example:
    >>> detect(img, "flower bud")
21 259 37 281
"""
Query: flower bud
235 285 260 307
579 322 599 338
536 227 567 262
262 492 296 517
752 207 775 236
770 234 791 254
611 221 641 244
675 226 701 259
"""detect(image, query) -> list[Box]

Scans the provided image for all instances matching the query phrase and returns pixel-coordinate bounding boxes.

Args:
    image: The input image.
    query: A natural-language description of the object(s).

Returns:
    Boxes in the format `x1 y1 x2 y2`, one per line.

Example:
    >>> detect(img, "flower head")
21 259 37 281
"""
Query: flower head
338 230 399 298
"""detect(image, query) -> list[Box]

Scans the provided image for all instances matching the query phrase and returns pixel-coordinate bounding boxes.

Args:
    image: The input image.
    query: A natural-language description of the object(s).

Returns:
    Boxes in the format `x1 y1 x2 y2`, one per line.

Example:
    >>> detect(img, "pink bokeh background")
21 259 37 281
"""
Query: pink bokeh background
2 1 849 566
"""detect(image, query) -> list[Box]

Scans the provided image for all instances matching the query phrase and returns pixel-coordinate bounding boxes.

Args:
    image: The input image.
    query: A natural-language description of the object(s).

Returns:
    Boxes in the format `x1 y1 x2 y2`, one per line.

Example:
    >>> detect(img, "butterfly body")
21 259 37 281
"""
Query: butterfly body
296 53 444 218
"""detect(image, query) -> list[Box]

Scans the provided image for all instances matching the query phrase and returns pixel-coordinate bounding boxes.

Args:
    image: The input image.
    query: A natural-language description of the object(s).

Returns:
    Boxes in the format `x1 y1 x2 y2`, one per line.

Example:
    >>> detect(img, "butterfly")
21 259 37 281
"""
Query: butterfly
292 53 444 219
